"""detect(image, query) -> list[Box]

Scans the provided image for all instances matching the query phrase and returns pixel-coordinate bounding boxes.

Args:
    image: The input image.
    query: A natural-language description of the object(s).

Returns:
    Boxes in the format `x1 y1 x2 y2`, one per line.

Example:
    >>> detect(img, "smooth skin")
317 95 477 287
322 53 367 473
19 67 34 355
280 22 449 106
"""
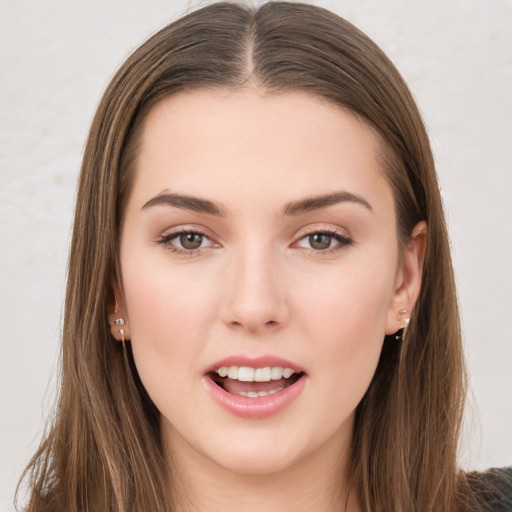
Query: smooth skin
110 89 426 512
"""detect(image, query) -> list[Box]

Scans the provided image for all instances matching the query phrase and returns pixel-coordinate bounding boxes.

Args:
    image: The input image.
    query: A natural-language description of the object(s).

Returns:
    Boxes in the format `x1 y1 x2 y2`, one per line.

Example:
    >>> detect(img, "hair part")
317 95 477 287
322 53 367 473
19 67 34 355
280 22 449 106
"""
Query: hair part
19 3 473 511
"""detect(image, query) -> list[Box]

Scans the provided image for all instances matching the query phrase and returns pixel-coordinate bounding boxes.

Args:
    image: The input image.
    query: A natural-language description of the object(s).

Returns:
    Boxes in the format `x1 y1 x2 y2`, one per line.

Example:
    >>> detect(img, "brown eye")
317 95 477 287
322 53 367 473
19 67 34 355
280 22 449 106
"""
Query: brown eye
308 233 332 250
179 233 203 250
295 230 353 254
157 229 217 255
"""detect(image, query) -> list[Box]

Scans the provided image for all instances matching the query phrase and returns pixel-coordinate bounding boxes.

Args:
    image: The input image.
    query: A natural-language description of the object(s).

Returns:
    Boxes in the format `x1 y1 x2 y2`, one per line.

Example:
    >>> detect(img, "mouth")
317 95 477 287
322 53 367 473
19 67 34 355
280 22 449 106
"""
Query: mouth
203 356 307 418
207 366 305 398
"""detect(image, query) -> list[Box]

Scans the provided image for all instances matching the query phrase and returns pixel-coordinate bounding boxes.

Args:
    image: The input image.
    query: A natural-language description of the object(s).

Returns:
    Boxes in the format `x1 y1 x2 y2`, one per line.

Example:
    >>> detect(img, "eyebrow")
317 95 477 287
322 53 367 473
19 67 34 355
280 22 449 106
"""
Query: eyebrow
282 191 372 216
142 192 227 216
141 190 372 217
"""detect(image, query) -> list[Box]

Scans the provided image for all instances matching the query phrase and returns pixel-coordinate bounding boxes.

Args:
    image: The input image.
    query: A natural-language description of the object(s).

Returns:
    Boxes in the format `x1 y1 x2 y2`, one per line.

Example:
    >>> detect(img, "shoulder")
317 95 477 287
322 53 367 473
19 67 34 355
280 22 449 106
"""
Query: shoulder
464 467 512 512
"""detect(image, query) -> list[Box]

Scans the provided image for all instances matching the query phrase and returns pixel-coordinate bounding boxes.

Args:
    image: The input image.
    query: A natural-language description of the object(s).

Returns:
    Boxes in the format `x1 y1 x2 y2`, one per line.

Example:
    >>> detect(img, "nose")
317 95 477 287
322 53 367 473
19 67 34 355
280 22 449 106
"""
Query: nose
220 247 289 334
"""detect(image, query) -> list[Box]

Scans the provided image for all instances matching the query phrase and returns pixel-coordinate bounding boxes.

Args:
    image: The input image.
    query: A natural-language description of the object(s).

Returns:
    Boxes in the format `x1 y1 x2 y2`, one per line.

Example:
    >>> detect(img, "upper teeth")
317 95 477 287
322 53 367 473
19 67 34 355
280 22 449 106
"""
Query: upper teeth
215 366 296 382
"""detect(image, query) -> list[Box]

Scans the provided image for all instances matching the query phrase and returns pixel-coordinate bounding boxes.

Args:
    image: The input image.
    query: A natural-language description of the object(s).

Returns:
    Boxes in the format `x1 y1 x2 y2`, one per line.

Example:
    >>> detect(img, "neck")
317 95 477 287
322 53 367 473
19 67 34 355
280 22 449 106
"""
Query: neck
165 428 361 512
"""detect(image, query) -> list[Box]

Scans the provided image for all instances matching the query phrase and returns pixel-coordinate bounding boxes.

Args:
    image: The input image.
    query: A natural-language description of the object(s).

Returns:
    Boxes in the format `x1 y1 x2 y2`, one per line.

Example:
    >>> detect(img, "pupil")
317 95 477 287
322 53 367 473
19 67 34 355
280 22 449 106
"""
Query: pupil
180 233 202 249
309 233 331 250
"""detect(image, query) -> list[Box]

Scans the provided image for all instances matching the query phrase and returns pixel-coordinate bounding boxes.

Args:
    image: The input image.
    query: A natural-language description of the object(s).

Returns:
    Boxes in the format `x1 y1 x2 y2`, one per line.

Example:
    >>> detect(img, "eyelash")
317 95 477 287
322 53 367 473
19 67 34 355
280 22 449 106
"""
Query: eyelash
156 227 353 256
296 228 353 255
157 228 214 256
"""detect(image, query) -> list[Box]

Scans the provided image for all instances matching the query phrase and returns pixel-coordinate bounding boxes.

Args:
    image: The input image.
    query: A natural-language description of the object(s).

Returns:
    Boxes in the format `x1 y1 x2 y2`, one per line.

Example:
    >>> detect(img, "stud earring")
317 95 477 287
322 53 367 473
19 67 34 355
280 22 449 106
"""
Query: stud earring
395 309 410 341
111 297 127 347
108 318 127 346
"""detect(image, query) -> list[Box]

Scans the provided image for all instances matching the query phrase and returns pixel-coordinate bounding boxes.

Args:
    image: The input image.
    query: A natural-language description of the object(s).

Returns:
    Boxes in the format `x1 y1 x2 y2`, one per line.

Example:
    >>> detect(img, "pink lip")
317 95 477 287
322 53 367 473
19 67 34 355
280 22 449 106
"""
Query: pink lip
203 373 306 419
203 354 307 419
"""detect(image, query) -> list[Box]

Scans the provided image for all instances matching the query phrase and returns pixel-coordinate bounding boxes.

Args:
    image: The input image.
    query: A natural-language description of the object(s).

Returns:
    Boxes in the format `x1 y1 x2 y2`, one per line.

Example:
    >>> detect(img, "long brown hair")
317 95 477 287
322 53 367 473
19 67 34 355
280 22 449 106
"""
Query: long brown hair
18 2 473 511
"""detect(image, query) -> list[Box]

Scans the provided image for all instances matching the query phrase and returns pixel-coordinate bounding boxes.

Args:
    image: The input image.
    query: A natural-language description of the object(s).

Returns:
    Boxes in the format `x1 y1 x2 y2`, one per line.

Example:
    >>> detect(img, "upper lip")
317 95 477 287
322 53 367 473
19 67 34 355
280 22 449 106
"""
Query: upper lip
204 355 306 375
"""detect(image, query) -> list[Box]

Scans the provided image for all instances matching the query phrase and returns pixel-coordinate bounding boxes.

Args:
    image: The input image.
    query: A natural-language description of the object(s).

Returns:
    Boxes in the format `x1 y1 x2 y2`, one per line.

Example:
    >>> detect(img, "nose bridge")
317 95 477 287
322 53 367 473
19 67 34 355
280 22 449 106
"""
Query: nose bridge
222 240 288 332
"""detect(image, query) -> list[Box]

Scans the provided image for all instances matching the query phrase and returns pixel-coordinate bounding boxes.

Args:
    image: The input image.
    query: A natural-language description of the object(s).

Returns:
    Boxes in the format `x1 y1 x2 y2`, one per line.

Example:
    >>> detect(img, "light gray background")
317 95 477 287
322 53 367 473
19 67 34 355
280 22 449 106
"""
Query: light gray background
1 0 511 510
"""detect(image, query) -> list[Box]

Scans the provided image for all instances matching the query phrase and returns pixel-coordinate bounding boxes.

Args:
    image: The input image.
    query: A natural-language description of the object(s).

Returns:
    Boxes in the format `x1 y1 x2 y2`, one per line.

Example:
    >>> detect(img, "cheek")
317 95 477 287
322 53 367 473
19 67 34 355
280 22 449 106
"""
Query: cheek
294 255 396 401
121 258 221 387
124 255 219 334
296 258 395 340
120 262 226 431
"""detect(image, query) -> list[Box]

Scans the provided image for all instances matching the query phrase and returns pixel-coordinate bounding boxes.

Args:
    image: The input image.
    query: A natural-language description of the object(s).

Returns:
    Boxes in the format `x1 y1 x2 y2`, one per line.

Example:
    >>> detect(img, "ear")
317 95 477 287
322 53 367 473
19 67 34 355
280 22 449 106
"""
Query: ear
107 280 131 342
385 221 427 335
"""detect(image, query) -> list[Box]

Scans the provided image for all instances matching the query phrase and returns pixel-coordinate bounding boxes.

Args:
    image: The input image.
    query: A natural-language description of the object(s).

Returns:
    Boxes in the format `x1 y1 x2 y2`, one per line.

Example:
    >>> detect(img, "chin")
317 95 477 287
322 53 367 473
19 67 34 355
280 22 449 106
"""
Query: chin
209 447 301 476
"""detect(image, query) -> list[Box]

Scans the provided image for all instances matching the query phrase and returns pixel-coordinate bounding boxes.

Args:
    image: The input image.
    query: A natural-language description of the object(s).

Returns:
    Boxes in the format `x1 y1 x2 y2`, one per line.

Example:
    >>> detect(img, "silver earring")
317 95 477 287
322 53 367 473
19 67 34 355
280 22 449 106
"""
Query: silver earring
395 310 409 341
109 318 127 347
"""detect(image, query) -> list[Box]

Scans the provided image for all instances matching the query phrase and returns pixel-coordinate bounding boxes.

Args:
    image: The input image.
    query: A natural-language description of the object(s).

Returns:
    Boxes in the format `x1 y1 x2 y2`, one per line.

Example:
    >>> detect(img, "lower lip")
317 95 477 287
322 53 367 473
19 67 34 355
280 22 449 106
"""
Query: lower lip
203 374 307 419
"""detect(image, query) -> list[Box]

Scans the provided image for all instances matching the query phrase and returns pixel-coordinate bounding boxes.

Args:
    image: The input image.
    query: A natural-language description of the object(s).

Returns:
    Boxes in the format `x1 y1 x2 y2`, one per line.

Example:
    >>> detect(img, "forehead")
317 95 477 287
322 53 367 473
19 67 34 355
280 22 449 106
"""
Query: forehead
128 88 393 216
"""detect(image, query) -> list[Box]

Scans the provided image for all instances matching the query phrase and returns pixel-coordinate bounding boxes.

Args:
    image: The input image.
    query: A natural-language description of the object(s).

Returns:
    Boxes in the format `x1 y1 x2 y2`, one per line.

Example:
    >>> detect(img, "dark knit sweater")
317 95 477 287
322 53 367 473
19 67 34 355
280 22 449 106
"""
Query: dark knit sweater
466 467 512 511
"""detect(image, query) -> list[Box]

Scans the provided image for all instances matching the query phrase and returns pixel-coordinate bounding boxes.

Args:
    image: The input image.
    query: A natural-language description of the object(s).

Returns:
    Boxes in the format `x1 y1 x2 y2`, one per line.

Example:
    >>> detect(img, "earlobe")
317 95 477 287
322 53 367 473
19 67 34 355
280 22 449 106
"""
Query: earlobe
385 221 427 336
107 281 131 343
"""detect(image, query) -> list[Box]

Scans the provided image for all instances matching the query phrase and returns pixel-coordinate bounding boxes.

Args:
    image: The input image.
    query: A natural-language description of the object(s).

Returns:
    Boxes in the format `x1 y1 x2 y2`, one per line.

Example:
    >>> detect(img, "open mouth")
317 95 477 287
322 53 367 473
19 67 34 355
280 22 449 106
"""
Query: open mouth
208 366 304 398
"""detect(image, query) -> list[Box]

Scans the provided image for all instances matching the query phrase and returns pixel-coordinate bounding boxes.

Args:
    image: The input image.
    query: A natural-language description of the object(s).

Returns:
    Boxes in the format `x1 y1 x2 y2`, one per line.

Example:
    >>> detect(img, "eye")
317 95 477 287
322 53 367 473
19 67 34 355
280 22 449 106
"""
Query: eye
308 233 334 250
178 232 204 250
295 229 352 253
157 229 217 255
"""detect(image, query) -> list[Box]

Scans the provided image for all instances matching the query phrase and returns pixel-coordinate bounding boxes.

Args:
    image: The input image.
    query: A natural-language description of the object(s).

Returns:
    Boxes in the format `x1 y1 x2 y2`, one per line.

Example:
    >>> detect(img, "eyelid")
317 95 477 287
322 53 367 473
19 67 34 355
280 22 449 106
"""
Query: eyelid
292 225 353 254
156 225 221 255
294 224 352 242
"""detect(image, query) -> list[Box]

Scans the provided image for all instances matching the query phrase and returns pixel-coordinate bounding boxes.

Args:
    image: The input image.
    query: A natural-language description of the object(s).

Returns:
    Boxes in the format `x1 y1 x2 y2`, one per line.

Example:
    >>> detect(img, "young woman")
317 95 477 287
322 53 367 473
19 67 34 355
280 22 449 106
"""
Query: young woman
17 2 511 511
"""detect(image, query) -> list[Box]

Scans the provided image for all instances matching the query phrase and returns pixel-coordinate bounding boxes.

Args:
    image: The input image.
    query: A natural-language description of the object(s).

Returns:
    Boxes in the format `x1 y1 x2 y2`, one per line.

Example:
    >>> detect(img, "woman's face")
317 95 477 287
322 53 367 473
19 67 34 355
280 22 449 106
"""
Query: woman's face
118 89 415 476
